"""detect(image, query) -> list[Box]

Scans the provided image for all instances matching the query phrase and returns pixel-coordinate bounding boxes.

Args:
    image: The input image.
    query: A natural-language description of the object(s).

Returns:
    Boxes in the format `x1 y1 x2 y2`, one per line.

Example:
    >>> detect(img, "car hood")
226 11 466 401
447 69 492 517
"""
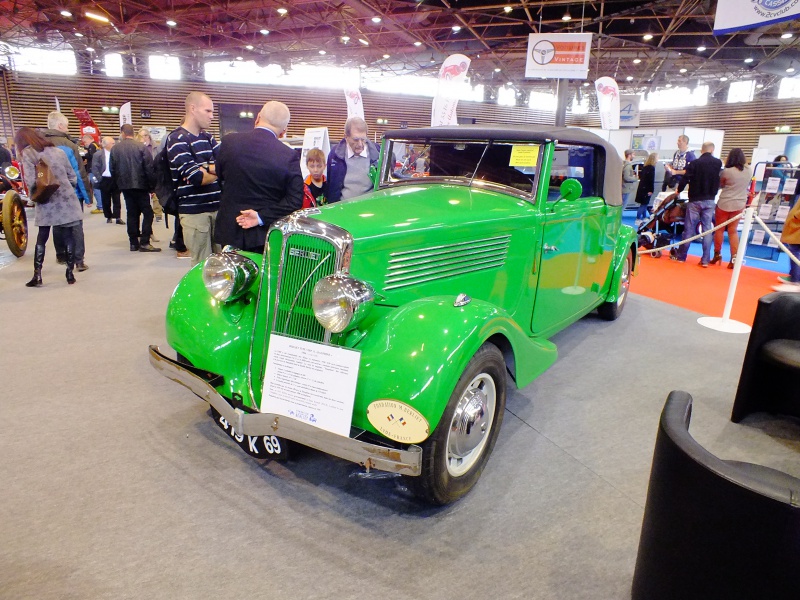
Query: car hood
311 182 535 254
308 182 537 308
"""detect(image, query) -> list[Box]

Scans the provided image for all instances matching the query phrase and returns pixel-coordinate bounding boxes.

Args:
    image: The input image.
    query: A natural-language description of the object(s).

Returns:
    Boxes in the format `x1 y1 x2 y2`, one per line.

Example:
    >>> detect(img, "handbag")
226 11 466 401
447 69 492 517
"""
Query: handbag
30 153 60 203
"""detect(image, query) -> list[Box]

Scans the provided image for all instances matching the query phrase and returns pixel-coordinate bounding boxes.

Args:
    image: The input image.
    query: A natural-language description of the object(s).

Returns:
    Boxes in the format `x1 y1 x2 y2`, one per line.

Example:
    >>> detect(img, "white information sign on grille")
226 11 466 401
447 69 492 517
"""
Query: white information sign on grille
261 335 360 437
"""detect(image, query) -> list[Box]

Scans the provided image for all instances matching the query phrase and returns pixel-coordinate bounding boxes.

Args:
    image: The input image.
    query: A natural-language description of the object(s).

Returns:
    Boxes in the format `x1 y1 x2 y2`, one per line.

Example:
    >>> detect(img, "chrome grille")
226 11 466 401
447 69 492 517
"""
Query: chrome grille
273 234 337 341
386 235 510 290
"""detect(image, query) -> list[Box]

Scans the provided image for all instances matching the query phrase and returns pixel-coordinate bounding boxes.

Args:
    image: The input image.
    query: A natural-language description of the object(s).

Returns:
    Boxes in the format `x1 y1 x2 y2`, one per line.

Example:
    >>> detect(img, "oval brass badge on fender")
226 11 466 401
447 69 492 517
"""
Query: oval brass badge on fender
367 400 430 444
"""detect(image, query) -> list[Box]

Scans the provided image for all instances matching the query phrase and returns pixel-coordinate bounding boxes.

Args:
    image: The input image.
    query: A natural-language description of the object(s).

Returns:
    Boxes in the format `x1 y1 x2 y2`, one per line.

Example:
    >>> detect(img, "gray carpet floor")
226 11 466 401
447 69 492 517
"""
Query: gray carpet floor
2 212 799 600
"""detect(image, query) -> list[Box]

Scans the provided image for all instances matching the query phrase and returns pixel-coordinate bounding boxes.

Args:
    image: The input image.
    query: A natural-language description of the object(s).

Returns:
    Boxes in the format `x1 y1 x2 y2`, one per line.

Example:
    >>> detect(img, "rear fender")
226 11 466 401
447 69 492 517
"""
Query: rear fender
605 224 638 302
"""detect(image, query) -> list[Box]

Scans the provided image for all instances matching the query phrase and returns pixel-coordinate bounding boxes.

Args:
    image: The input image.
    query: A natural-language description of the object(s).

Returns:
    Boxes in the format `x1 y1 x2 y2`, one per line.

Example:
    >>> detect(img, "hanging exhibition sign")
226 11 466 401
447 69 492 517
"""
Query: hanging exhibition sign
525 33 592 79
595 77 620 130
300 126 331 179
713 0 800 34
431 53 471 126
343 88 364 120
619 95 641 128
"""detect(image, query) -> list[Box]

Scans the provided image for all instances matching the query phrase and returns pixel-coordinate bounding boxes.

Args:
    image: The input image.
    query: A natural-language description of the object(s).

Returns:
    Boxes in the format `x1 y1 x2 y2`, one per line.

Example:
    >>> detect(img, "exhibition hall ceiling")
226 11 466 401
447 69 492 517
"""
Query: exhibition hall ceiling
1 1 798 93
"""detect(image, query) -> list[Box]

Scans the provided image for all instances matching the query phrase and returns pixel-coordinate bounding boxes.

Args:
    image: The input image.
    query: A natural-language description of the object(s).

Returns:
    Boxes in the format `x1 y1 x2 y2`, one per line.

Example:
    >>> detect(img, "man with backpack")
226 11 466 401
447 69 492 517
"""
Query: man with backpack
163 92 222 265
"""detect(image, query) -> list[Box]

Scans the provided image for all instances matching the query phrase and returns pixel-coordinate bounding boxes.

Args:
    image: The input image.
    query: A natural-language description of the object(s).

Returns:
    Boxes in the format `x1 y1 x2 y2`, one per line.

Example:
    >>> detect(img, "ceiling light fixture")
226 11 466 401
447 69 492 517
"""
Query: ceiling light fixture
633 58 642 64
626 76 633 81
414 41 422 47
787 66 796 73
236 56 243 61
430 55 435 63
494 67 501 72
358 38 369 46
666 83 673 88
643 33 653 41
277 8 288 16
260 29 270 35
756 83 764 88
166 19 177 27
319 50 326 55
452 25 461 32
86 47 95 52
583 82 590 87
504 6 512 13
342 36 350 43
245 44 253 50
679 68 687 73
60 10 72 17
781 33 793 39
697 45 706 52
721 76 729 81
74 32 84 37
383 54 390 59
562 10 572 22
85 11 110 23
371 17 382 23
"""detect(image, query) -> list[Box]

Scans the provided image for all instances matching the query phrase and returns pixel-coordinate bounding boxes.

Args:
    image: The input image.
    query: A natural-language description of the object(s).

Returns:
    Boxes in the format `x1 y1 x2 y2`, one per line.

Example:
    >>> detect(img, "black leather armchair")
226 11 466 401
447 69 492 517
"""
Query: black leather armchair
732 292 800 423
632 391 800 600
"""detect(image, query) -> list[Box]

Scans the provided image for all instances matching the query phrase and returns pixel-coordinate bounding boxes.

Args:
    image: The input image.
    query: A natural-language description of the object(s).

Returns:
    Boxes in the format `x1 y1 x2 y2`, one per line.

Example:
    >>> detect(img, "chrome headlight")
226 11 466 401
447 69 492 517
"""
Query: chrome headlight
312 274 374 333
202 251 259 302
4 165 20 180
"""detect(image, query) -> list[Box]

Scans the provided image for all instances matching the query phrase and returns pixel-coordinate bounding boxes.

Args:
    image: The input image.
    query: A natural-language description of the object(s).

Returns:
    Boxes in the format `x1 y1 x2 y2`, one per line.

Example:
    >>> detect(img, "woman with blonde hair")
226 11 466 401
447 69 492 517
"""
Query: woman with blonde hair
16 126 83 286
634 153 658 225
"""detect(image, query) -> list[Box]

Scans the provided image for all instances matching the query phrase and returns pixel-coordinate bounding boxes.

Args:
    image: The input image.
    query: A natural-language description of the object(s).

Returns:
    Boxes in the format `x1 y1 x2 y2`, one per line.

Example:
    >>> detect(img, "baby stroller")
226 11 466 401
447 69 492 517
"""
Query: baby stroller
637 191 686 258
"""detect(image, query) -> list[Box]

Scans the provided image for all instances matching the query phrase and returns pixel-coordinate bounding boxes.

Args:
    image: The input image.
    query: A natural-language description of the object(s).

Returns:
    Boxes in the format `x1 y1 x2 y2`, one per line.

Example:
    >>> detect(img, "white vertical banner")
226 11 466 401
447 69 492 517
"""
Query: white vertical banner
300 127 331 179
431 53 471 126
343 88 365 120
119 102 132 128
713 0 800 35
595 77 620 130
619 95 641 127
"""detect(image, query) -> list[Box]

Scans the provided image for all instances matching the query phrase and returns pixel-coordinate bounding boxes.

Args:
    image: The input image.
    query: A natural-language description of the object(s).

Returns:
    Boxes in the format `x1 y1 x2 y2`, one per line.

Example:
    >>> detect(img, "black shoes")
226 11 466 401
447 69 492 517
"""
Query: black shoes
139 244 162 253
107 218 112 223
130 244 140 252
116 218 125 225
76 262 89 272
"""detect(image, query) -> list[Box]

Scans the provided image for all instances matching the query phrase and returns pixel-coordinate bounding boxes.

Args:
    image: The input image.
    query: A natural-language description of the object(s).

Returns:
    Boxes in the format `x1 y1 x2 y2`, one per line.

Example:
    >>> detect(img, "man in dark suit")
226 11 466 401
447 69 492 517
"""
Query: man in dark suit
111 124 159 252
92 136 123 224
214 101 303 252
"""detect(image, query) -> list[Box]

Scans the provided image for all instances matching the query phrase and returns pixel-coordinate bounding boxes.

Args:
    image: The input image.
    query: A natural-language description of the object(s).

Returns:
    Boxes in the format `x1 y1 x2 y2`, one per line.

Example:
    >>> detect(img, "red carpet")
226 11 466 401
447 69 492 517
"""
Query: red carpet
631 252 782 326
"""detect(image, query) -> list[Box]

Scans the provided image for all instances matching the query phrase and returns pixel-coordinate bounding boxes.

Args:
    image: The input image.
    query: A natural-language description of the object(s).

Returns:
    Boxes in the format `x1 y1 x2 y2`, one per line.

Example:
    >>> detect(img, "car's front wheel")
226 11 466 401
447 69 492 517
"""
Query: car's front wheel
412 342 507 505
598 250 632 321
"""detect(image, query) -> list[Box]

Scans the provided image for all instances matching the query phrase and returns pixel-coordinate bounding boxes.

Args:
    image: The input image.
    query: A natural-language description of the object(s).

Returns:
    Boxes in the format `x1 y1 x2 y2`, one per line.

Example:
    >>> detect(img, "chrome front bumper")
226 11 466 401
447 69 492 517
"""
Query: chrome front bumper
148 345 422 476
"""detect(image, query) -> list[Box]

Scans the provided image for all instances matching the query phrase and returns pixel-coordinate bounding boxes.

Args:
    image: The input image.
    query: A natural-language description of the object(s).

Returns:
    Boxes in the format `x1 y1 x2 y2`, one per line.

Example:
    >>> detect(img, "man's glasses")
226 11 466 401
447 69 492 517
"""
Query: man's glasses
348 136 367 143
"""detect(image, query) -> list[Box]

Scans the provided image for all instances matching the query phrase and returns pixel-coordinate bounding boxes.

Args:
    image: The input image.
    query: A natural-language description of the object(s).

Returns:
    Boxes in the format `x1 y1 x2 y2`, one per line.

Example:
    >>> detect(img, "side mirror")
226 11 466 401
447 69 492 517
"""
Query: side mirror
555 178 582 204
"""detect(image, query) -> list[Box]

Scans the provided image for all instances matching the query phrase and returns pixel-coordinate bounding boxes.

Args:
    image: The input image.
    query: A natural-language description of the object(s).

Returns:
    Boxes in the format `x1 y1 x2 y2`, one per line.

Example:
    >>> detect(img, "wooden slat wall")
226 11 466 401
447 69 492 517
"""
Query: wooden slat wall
2 71 799 159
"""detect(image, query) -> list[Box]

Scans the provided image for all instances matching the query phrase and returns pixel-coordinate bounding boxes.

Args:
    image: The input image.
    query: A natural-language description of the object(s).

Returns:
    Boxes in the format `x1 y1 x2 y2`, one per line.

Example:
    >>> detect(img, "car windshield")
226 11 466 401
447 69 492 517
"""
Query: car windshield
382 138 542 196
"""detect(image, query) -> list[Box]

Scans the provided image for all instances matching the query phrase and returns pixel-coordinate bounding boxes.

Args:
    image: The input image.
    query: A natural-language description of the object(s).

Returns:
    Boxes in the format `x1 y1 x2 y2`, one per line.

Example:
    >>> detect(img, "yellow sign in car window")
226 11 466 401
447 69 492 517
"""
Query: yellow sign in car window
509 145 540 167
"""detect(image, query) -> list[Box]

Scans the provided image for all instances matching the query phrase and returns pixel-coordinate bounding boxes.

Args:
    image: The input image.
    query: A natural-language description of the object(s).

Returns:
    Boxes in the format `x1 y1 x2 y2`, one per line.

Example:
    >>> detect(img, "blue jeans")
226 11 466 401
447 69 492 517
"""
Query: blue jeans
787 243 800 283
636 203 649 221
677 200 715 263
93 187 103 209
622 191 634 209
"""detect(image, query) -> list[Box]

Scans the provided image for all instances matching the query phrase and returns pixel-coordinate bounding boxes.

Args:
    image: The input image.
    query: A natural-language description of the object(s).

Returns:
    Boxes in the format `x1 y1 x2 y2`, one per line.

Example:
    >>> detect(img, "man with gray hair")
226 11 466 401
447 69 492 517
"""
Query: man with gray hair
214 100 303 252
326 116 380 203
42 110 90 271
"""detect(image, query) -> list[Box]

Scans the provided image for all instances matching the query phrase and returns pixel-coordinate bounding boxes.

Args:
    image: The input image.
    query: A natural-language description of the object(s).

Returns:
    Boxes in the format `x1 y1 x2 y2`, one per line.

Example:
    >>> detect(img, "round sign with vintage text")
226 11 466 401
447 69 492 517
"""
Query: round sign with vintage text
367 400 430 444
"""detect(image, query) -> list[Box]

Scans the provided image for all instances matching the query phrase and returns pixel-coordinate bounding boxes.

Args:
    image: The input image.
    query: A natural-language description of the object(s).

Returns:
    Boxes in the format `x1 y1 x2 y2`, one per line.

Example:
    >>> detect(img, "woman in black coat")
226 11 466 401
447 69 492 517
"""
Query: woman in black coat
635 152 658 224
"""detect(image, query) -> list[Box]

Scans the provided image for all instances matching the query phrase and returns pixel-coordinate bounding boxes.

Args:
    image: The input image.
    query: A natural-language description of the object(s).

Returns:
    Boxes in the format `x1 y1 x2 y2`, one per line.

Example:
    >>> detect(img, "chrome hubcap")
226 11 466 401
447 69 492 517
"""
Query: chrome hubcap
446 373 496 477
617 256 631 307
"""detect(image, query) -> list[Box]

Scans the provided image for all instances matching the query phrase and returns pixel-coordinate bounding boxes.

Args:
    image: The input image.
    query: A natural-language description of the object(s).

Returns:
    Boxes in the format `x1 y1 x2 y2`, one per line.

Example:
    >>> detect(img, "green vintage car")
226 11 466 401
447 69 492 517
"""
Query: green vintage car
150 125 637 505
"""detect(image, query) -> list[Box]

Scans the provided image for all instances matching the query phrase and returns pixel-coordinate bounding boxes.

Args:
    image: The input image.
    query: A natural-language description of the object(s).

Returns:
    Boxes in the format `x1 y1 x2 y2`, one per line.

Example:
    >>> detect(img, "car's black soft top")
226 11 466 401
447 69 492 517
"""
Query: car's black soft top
383 124 624 207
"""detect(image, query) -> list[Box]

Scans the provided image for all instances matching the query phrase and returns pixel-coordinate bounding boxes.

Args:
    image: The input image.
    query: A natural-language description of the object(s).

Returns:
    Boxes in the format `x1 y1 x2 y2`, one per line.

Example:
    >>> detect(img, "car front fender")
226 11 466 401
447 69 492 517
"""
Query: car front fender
352 296 557 435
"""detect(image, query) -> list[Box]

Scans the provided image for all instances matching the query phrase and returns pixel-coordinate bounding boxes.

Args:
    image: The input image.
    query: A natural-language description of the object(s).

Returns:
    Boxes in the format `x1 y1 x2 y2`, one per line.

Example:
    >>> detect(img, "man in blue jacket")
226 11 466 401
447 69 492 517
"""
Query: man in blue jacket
327 117 379 204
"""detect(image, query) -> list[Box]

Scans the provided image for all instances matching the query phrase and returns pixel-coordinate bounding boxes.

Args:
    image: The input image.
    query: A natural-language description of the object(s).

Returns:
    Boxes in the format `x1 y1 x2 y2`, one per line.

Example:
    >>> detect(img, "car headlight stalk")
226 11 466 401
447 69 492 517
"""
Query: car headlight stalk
202 251 259 302
312 273 375 333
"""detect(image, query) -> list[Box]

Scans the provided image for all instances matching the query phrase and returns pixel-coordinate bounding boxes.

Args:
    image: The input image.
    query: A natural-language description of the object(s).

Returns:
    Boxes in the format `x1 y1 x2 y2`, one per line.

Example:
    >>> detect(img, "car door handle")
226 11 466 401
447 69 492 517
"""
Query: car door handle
543 244 558 253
